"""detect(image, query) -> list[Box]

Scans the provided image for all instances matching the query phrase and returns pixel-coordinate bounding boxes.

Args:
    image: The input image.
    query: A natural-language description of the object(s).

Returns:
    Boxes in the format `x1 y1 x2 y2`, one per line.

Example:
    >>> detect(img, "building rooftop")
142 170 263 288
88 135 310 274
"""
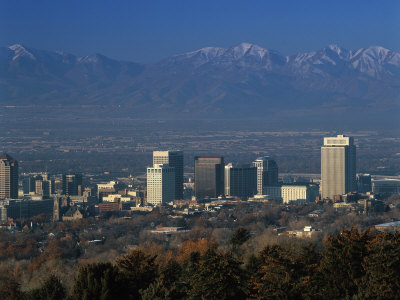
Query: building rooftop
0 152 15 161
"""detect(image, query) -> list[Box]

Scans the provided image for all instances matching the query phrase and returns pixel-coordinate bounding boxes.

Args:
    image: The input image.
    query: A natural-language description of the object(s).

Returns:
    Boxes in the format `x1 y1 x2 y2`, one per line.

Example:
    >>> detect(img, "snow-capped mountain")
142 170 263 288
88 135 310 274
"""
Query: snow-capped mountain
0 43 399 117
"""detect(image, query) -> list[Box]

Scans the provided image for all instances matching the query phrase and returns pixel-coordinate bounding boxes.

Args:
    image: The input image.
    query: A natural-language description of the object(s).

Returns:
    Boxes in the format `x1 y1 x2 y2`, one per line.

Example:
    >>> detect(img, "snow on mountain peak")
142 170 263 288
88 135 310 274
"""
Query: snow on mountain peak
327 44 341 52
78 54 103 64
8 44 36 61
229 42 268 59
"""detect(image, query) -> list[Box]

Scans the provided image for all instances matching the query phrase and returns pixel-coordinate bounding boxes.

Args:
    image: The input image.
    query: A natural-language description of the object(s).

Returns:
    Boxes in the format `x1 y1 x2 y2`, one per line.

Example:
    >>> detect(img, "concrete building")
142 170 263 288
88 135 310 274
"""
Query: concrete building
153 150 183 199
62 174 83 196
263 186 283 202
23 174 54 197
147 164 175 206
0 198 53 221
281 184 319 204
102 194 134 203
375 221 400 232
23 176 36 195
357 173 372 193
285 226 322 238
224 163 257 199
252 157 278 195
97 181 116 201
194 156 224 199
372 179 400 195
0 153 18 199
321 135 356 199
36 177 54 198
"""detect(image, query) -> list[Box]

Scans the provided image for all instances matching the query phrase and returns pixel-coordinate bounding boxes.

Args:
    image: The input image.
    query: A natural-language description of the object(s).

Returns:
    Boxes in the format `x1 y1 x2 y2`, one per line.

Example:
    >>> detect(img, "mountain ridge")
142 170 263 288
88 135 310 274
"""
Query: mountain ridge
1 42 399 119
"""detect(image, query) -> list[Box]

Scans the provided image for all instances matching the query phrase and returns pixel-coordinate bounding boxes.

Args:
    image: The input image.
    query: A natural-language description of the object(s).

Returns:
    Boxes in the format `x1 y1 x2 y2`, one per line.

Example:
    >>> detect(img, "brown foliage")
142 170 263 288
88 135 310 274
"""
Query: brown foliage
175 238 217 263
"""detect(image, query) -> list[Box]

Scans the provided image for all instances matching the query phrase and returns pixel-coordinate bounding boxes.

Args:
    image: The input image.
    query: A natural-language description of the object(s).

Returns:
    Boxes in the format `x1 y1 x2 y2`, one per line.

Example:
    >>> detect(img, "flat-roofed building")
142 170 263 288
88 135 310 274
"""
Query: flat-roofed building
263 186 282 202
357 173 372 193
153 151 183 199
321 135 356 199
0 153 18 199
253 157 278 195
194 156 224 199
281 184 319 204
224 163 257 199
372 179 400 195
0 198 53 221
147 164 175 206
62 174 83 196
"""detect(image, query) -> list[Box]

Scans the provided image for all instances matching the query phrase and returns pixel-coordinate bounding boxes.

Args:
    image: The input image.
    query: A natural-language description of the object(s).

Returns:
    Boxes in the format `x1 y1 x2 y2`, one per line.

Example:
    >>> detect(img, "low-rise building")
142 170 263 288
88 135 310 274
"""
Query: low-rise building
285 225 322 238
281 183 319 204
372 179 400 195
0 198 53 221
374 221 400 232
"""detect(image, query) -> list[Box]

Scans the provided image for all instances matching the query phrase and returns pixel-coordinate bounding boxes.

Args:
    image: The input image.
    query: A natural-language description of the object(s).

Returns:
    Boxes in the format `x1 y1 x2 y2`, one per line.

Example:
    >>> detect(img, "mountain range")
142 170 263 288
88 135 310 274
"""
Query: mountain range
1 43 399 118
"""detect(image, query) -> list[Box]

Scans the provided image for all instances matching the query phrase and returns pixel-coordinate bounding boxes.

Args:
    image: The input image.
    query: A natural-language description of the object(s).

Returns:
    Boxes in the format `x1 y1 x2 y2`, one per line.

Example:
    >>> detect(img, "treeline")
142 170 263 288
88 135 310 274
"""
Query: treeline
1 228 399 300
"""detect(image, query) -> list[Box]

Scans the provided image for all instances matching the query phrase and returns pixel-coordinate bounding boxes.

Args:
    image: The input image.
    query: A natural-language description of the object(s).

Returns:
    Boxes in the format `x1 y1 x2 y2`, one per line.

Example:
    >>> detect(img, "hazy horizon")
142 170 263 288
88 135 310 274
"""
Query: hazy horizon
1 1 399 63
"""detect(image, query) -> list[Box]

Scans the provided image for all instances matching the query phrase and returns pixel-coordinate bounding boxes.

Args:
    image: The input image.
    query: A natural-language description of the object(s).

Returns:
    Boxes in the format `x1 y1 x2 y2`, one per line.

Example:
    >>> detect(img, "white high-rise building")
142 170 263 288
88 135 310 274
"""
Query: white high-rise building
153 151 183 199
146 164 175 206
252 157 278 195
321 135 356 199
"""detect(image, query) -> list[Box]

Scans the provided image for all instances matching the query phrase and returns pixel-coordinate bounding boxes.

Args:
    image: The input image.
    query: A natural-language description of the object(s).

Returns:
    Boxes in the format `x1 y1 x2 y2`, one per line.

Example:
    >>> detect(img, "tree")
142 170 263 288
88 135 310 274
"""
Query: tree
230 227 251 258
24 275 66 300
116 249 158 299
230 227 251 248
0 277 23 300
360 231 400 299
188 249 247 300
316 227 373 299
141 258 185 300
254 245 297 300
71 263 122 300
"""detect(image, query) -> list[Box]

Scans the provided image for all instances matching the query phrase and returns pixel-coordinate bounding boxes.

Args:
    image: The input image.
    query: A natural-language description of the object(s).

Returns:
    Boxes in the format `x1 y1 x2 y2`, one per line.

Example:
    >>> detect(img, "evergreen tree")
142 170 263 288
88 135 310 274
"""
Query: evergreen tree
230 227 251 258
24 275 66 300
360 231 400 299
188 249 247 300
230 227 251 247
71 262 122 300
317 228 373 299
0 277 23 300
254 245 297 300
116 249 158 299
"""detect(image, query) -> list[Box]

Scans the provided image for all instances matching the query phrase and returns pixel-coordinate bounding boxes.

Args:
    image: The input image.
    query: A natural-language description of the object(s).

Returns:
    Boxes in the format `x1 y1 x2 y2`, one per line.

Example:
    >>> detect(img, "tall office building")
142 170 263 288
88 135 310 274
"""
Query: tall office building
62 174 83 196
147 164 175 206
224 163 257 199
321 135 356 199
0 153 18 199
23 176 36 194
153 151 183 199
23 174 54 197
357 174 372 193
252 157 278 194
194 156 224 199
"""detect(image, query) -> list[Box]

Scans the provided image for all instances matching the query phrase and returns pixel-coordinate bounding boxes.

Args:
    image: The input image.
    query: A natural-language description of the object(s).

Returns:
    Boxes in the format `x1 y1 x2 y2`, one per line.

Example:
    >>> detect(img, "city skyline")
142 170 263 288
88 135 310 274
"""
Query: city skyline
1 1 399 297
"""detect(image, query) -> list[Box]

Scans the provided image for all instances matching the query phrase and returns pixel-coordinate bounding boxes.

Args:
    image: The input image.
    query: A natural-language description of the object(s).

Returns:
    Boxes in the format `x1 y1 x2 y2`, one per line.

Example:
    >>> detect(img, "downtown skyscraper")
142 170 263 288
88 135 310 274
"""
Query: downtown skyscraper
252 157 279 195
321 135 356 199
194 156 224 199
0 153 18 199
147 164 175 206
153 151 183 199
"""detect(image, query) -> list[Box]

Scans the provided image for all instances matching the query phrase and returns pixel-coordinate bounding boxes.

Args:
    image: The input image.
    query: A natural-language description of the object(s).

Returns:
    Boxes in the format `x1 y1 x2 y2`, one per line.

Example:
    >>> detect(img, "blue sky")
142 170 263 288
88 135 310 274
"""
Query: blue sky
1 0 399 63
